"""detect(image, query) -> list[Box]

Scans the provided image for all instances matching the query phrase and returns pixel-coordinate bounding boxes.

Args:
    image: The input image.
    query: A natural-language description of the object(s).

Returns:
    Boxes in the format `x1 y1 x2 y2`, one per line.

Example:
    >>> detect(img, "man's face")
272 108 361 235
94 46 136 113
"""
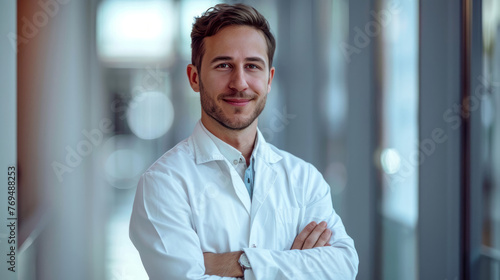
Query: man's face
187 25 275 130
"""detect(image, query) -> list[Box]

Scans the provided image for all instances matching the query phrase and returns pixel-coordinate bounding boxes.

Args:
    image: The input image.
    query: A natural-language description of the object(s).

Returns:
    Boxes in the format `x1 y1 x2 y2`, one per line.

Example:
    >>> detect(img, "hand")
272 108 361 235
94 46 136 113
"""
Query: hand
203 251 244 277
290 221 332 250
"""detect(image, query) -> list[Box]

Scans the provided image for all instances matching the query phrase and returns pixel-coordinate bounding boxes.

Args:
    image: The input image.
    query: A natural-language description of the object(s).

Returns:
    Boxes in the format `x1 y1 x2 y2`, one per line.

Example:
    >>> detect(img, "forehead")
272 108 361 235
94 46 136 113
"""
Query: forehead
202 25 268 64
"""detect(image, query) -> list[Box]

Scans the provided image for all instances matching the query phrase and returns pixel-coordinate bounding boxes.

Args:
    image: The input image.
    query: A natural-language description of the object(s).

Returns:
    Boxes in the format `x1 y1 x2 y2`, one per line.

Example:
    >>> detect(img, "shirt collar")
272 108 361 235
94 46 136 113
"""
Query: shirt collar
190 120 282 165
200 122 249 165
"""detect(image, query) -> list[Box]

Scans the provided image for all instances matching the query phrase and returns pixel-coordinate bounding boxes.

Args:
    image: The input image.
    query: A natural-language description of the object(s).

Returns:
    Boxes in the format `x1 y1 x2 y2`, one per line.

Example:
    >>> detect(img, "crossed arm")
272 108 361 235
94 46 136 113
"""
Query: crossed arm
131 170 358 279
203 221 332 277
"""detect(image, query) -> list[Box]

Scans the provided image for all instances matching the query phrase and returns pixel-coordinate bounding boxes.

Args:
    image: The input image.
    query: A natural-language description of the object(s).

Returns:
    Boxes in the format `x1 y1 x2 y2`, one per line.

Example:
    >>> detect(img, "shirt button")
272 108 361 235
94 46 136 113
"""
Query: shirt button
251 244 257 248
233 159 238 165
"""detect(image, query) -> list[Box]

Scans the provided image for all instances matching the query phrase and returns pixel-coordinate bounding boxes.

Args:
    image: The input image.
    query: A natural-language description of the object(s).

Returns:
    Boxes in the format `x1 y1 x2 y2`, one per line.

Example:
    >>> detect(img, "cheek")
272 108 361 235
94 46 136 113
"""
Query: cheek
249 78 270 92
203 73 229 90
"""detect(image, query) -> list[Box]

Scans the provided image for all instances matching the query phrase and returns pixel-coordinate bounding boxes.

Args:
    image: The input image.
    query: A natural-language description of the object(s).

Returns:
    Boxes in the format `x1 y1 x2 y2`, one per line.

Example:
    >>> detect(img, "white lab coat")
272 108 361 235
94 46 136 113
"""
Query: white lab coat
129 121 359 280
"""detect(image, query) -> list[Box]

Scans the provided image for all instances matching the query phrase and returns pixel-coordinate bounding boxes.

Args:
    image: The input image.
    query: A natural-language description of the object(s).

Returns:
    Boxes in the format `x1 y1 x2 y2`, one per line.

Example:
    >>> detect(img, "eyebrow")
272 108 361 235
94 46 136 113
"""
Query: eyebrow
210 56 266 65
246 57 266 65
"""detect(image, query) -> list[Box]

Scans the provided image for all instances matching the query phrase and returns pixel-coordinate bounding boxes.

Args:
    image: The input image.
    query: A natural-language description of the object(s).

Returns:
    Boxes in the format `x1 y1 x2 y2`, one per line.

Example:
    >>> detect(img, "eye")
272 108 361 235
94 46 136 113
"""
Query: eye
246 64 259 69
216 63 231 69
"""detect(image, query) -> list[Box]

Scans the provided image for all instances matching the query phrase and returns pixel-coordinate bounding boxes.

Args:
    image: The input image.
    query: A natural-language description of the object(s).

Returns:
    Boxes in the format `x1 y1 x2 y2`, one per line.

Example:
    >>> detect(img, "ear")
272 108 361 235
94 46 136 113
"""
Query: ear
267 66 275 93
187 64 200 92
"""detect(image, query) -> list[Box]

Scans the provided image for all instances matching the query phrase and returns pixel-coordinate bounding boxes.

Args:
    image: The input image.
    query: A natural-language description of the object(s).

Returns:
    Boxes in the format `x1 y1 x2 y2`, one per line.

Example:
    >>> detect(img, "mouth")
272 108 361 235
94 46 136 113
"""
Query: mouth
223 98 251 107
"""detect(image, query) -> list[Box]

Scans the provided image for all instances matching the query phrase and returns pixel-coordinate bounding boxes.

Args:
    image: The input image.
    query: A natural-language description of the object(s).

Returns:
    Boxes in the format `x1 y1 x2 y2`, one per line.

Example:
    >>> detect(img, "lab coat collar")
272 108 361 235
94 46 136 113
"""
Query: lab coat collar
254 128 282 164
190 120 282 165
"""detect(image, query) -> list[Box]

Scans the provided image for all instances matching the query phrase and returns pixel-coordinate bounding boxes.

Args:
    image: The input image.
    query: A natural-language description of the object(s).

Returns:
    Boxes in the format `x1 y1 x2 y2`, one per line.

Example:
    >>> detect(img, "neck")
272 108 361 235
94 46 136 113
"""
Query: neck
201 114 257 163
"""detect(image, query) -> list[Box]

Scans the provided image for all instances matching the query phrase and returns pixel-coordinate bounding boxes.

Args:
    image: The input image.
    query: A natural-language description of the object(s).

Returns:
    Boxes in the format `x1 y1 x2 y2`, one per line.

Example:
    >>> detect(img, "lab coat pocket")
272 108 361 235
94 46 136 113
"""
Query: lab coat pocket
274 207 301 250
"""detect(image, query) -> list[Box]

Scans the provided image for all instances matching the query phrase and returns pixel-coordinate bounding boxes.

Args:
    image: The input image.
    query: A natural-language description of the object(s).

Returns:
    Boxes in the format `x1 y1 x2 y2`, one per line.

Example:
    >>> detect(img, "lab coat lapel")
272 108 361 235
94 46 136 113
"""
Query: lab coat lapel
251 159 277 220
224 161 252 215
250 129 281 221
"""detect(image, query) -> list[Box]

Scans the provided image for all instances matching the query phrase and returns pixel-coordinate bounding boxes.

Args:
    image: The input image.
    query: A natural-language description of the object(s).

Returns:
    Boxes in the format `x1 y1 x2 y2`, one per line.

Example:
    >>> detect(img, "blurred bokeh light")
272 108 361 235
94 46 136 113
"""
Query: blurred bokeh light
126 91 174 140
97 0 176 65
380 148 401 175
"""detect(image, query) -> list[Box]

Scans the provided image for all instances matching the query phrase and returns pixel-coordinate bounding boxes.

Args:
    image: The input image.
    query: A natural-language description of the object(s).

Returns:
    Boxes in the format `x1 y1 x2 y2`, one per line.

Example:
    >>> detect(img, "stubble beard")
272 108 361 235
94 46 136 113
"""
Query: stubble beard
199 79 267 131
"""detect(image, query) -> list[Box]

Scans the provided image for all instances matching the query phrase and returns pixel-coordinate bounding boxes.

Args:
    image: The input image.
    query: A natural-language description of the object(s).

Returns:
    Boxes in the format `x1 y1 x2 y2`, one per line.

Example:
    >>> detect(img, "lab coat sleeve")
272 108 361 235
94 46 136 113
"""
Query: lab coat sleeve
242 164 359 280
129 172 241 280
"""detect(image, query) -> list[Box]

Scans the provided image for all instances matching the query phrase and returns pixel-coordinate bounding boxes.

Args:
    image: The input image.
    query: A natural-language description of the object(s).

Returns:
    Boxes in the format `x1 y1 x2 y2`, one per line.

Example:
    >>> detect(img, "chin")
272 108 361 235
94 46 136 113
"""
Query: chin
220 117 256 131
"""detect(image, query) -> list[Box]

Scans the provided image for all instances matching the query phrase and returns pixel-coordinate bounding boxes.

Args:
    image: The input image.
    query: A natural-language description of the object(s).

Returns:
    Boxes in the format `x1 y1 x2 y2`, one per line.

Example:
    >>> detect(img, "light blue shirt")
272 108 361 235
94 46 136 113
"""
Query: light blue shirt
244 157 255 199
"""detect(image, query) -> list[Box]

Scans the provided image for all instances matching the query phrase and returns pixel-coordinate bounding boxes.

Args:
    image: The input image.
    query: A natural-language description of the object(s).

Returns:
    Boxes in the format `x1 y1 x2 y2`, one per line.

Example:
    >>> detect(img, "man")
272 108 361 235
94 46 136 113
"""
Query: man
130 3 358 279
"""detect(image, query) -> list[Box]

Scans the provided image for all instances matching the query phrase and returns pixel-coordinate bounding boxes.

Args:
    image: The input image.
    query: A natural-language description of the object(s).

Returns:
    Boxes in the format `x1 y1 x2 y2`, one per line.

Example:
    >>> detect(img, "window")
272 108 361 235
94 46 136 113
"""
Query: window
379 0 419 279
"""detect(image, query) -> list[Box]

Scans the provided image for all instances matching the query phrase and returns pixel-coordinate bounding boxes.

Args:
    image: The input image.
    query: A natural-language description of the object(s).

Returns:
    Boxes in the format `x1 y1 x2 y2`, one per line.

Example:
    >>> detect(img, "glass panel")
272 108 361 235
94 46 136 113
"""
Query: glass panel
482 0 500 278
323 0 349 212
379 0 419 279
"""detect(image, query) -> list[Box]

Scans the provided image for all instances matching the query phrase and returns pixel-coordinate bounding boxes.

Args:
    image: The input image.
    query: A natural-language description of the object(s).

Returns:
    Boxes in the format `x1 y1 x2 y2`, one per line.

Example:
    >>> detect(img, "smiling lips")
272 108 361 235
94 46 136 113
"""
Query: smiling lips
223 98 251 107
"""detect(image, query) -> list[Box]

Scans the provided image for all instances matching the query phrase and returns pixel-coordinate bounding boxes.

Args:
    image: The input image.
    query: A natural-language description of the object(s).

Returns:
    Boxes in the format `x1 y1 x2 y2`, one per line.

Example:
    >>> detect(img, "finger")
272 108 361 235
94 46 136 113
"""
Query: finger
313 228 331 248
323 229 333 247
302 221 327 249
291 221 317 250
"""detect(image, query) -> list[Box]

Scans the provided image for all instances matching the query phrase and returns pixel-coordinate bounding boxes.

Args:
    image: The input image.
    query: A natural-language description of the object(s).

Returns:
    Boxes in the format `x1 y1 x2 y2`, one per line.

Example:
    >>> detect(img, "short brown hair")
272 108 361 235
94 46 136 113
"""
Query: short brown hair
190 3 276 72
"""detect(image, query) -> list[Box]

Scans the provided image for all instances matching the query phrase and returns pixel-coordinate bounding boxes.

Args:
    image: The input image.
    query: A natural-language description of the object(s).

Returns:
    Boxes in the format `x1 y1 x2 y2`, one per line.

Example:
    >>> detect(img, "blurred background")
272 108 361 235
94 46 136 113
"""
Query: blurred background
0 0 499 279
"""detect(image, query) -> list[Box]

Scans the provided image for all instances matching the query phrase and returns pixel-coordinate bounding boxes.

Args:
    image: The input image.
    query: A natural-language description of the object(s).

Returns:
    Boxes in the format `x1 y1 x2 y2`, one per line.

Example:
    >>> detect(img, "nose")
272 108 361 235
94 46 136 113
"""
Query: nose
228 67 249 92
